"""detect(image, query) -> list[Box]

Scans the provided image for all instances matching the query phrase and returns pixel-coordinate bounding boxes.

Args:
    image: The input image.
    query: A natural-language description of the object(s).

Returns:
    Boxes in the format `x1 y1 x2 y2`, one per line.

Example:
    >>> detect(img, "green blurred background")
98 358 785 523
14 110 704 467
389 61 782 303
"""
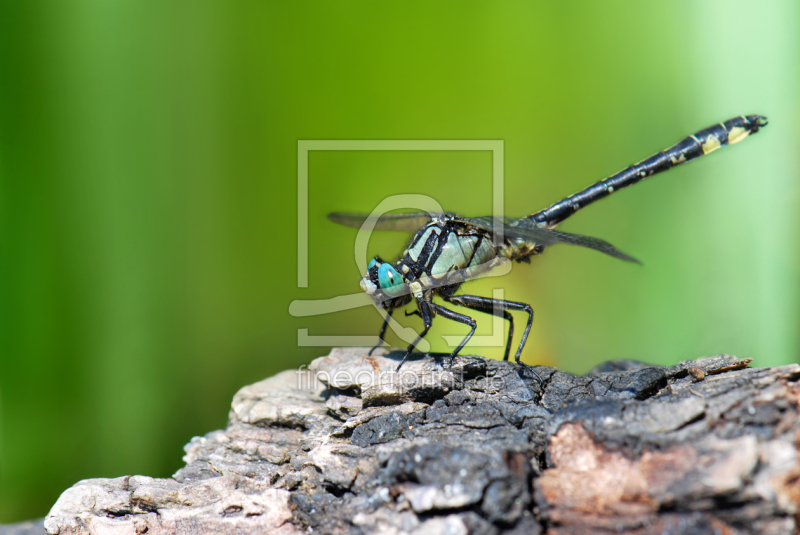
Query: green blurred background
1 0 798 522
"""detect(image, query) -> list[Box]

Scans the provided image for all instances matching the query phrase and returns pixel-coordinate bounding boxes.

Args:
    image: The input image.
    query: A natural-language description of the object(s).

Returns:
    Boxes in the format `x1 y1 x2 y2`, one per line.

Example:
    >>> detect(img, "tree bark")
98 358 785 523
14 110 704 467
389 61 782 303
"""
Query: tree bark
0 519 45 535
45 348 800 534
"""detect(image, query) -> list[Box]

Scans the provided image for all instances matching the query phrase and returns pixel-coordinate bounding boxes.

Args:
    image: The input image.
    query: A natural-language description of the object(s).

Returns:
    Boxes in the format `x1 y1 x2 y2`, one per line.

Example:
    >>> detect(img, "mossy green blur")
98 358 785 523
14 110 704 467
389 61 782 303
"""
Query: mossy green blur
1 0 798 524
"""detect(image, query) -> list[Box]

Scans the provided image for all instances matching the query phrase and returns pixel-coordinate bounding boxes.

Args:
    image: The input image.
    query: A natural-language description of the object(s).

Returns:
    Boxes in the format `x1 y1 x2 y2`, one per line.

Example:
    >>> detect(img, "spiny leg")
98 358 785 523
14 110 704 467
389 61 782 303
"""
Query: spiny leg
445 294 540 383
506 301 534 364
396 300 432 372
368 308 393 356
429 302 476 365
499 301 541 384
446 295 533 362
444 295 514 361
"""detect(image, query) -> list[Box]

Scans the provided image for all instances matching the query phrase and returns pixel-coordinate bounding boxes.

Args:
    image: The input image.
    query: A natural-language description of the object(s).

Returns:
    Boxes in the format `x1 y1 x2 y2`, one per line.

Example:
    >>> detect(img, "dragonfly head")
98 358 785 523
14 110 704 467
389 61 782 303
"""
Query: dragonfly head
361 256 409 306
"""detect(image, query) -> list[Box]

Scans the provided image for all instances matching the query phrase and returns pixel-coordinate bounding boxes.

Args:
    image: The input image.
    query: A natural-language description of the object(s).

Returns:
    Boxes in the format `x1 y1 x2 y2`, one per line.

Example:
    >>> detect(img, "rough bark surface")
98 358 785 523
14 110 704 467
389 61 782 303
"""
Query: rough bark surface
45 348 800 534
0 519 45 535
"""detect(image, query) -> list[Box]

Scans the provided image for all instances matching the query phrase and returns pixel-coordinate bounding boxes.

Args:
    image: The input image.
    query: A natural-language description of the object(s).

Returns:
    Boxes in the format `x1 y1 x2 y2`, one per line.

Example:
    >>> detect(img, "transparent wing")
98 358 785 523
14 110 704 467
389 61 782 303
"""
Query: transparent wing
464 216 641 264
540 228 641 264
328 212 435 232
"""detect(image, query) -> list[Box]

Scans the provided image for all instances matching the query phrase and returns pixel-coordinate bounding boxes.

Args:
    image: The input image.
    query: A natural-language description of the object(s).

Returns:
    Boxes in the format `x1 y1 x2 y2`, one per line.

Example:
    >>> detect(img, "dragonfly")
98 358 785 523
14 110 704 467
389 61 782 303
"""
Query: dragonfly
329 115 768 374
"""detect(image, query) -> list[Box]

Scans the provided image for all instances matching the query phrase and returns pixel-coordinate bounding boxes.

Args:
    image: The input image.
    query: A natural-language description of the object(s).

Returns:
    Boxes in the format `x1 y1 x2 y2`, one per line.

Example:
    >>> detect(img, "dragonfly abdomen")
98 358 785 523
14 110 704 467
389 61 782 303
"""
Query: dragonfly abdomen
528 115 767 228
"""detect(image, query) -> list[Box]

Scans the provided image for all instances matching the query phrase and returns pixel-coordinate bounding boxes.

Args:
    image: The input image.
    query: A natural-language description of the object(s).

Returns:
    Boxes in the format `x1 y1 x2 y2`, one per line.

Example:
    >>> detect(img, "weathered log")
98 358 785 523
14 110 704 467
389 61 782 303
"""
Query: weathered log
45 348 800 534
0 519 45 535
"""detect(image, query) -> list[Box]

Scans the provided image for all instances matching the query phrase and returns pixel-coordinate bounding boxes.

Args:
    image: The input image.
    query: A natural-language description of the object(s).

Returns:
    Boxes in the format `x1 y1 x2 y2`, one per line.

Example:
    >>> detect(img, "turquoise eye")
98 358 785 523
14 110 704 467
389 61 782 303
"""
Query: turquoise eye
378 263 404 297
368 258 377 270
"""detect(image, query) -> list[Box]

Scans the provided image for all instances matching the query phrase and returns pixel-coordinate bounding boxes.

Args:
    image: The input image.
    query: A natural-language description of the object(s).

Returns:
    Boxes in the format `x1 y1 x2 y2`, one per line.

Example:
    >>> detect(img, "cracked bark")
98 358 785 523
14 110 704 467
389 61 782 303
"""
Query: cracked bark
45 348 800 534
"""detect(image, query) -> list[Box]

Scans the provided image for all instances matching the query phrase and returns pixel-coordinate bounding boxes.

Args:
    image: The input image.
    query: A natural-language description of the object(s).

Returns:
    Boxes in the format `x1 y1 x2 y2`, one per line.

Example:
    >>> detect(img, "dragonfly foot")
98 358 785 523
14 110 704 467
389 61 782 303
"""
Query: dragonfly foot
396 350 413 372
516 361 543 385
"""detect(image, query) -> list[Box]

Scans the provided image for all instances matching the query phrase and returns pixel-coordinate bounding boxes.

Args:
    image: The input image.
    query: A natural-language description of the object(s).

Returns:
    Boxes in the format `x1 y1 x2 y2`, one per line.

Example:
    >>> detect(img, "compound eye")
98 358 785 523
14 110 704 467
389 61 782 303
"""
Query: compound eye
377 263 404 297
367 257 382 285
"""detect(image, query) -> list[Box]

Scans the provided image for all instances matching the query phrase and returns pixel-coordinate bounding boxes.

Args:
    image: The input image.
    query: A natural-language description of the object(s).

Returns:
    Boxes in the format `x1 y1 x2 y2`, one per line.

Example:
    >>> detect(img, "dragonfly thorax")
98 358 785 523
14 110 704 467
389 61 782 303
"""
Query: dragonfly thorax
401 219 498 280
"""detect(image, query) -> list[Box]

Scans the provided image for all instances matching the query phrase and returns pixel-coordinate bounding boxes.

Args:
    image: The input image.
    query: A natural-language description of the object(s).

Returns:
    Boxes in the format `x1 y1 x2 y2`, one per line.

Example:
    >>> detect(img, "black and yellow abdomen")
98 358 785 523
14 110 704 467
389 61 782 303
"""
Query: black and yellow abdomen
528 115 768 228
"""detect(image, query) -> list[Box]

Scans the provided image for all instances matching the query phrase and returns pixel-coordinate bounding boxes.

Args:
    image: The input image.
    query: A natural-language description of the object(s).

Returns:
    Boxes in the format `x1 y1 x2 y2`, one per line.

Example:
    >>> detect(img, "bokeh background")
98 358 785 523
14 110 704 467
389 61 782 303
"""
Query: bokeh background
1 0 798 523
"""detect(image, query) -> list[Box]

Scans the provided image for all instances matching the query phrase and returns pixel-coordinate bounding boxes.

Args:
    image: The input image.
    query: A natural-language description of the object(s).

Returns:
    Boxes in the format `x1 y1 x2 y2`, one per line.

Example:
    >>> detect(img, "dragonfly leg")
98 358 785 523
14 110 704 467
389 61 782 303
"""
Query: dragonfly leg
429 303 477 365
444 295 514 361
505 301 534 365
396 301 432 372
444 294 540 383
368 309 393 356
